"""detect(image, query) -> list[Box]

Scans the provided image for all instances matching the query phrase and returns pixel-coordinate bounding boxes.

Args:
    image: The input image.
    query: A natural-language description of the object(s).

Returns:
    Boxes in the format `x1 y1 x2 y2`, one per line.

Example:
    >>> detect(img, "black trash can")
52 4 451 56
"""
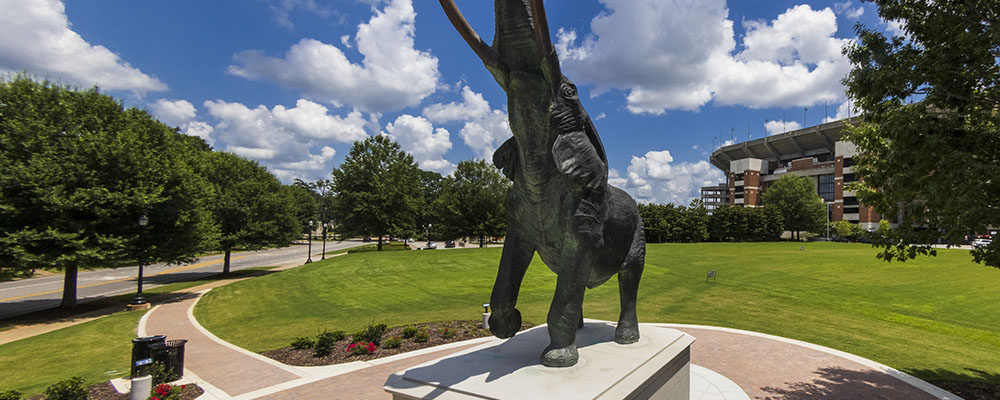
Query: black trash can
150 339 187 379
131 335 166 377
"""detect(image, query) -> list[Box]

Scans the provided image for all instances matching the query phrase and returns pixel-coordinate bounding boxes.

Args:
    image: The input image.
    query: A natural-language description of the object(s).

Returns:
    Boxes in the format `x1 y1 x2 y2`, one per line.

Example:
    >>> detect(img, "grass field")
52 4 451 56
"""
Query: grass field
0 267 276 396
195 242 1000 385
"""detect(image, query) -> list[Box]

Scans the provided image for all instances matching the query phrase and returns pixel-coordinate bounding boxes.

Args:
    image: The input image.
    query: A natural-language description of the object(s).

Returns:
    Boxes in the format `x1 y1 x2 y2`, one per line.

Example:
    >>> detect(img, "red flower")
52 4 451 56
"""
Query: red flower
181 385 186 389
152 397 160 400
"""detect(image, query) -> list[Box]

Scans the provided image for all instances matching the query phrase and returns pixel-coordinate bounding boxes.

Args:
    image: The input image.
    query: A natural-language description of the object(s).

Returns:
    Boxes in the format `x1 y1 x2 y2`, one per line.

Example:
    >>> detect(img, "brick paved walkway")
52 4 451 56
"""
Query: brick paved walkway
140 300 957 400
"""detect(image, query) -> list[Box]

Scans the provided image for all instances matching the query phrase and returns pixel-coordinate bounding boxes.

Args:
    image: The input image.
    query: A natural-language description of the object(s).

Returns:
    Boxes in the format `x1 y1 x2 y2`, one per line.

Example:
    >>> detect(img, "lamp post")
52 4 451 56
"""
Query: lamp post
827 203 832 240
131 215 149 306
306 220 314 264
321 222 327 260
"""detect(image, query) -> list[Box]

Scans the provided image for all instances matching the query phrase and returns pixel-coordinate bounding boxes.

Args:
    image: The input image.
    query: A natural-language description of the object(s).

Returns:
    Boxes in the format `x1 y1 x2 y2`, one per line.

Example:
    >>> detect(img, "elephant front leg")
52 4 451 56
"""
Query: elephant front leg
488 230 534 339
541 259 588 367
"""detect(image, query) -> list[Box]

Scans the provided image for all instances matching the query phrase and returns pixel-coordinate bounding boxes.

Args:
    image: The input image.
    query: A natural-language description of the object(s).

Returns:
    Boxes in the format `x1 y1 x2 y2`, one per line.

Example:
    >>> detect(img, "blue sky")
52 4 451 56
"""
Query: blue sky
1 0 897 204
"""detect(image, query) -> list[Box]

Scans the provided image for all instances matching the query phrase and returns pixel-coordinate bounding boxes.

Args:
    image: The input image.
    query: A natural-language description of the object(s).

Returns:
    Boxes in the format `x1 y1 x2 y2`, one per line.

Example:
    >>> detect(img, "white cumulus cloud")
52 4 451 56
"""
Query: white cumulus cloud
556 1 852 114
382 114 455 174
228 0 439 112
0 0 166 93
204 99 369 181
765 120 803 136
614 150 725 205
422 86 512 161
149 98 215 145
150 99 197 127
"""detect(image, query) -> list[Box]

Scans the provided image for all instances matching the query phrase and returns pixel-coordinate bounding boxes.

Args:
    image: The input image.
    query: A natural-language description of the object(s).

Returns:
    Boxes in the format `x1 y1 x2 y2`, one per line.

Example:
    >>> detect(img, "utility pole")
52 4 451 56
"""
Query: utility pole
804 107 808 127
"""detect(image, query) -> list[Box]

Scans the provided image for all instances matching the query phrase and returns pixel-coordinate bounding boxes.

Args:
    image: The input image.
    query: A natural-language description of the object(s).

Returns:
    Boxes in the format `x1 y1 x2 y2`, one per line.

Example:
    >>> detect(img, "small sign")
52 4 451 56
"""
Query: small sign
134 358 152 367
706 270 716 282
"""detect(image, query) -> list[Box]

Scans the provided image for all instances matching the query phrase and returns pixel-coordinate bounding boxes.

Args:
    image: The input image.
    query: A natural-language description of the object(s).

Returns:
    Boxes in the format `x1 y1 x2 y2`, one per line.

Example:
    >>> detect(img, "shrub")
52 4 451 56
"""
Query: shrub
291 336 315 350
150 383 183 400
414 328 430 343
313 330 345 357
347 341 377 356
382 336 402 349
352 322 387 346
148 361 179 386
0 390 22 400
401 326 418 339
43 377 87 400
441 328 456 339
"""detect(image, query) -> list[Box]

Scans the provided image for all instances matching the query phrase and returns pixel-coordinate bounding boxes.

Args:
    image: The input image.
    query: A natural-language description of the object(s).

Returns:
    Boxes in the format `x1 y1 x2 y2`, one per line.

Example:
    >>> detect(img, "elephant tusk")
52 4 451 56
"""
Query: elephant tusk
438 0 510 74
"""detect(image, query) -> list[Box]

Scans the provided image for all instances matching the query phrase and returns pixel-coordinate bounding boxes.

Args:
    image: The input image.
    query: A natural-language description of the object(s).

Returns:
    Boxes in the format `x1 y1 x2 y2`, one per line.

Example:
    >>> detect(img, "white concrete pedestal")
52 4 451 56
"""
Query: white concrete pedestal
384 322 695 400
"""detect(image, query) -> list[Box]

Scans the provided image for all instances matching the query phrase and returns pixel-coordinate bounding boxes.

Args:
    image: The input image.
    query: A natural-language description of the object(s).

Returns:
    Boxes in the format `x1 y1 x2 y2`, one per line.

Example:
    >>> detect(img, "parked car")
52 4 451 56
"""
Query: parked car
426 241 437 250
445 240 456 248
972 238 992 249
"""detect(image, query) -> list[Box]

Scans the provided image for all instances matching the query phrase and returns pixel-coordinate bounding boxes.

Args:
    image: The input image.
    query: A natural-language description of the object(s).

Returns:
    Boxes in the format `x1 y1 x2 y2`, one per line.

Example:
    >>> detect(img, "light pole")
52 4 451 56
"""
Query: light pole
306 220 314 264
321 222 327 260
131 215 149 306
827 203 832 240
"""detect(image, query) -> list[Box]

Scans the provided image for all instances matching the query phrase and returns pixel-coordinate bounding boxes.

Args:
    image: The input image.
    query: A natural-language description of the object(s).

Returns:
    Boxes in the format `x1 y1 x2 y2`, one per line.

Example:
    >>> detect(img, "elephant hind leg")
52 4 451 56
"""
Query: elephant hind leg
615 224 645 344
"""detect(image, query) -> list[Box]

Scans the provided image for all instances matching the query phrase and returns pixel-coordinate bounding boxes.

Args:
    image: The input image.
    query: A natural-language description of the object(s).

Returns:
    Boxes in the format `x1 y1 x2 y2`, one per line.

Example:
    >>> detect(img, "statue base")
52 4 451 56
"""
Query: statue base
384 321 694 400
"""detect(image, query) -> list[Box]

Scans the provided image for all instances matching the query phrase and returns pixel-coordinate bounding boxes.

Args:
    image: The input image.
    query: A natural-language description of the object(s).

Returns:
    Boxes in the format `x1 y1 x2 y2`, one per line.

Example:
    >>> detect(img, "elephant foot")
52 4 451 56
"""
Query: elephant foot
615 321 639 344
488 308 522 339
541 344 579 367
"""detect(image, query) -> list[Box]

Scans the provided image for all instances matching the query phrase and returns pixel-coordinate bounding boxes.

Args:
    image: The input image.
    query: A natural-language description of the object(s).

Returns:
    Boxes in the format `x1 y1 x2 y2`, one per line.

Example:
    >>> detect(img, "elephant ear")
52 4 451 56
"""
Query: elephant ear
552 131 607 192
492 137 518 179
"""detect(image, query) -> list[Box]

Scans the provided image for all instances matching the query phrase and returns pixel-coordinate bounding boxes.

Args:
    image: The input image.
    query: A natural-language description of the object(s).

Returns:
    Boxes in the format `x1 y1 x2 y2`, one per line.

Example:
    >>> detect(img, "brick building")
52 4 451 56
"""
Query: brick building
706 118 883 231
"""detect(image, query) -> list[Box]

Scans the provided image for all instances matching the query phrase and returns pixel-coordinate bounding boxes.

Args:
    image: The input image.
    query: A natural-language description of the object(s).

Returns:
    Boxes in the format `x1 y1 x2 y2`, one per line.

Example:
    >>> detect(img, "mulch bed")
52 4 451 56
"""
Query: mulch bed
930 380 1000 400
25 382 203 400
262 320 534 367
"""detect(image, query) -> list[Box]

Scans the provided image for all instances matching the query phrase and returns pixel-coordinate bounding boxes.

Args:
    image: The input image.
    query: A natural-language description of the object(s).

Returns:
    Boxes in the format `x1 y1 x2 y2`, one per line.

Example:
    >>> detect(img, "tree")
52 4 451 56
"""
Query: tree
200 152 299 274
416 170 444 240
762 175 827 240
436 160 510 247
843 0 1000 268
286 183 319 238
707 206 783 242
0 77 217 306
331 135 422 251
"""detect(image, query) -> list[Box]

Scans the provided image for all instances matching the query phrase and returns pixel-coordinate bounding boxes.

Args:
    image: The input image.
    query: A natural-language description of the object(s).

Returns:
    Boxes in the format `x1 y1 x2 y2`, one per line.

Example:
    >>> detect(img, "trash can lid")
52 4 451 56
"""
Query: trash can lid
133 335 166 343
166 339 188 346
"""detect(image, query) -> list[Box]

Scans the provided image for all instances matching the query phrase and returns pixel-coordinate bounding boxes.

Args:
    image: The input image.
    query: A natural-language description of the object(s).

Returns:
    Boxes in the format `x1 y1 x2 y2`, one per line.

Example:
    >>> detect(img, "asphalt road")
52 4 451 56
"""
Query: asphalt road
0 241 366 321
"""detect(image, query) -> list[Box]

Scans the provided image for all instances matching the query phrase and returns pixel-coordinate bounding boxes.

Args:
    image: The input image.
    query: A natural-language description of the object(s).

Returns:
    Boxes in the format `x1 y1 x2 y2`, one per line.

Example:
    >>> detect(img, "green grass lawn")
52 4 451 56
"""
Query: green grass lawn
0 309 144 395
0 267 277 396
195 242 1000 385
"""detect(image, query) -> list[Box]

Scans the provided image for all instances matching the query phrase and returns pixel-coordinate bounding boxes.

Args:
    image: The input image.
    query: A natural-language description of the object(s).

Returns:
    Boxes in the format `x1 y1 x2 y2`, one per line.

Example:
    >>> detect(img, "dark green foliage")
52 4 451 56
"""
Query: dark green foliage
435 160 510 246
331 136 423 251
637 200 710 243
290 336 314 350
707 206 784 242
285 183 318 237
351 323 387 346
401 326 418 339
148 361 179 386
761 175 827 239
0 77 217 306
416 170 444 240
413 328 429 343
382 336 402 349
42 377 86 400
199 152 299 273
0 389 22 400
313 330 345 357
843 0 1000 268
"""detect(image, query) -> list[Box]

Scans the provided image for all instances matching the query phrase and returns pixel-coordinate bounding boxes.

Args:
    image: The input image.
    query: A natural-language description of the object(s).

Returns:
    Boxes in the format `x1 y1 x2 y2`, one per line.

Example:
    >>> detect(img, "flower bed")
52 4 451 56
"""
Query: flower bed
261 320 533 367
